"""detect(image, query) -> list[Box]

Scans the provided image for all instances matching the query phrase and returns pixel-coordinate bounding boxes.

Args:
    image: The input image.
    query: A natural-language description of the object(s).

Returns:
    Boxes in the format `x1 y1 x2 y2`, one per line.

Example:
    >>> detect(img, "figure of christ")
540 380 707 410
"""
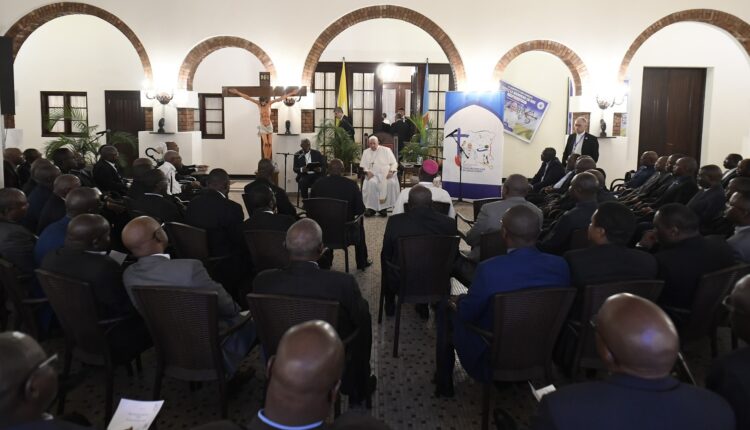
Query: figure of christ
229 88 298 160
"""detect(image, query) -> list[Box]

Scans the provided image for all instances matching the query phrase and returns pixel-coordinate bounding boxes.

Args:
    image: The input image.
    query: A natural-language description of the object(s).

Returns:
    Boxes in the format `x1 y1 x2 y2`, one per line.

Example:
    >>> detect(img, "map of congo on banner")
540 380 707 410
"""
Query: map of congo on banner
500 80 550 143
442 91 505 200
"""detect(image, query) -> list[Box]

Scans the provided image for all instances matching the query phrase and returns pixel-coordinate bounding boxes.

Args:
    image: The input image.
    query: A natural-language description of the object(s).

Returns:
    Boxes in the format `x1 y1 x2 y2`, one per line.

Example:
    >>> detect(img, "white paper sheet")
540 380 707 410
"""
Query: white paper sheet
528 381 556 402
107 398 164 430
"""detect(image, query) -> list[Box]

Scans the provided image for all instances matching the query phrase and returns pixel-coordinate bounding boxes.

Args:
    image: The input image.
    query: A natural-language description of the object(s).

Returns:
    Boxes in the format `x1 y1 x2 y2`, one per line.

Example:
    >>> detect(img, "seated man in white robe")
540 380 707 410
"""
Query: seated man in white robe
392 159 455 217
360 135 399 217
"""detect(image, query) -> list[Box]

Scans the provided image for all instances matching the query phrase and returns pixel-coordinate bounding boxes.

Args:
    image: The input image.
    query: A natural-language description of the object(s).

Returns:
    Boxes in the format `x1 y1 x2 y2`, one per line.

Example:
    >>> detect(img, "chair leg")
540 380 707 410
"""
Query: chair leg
732 330 739 350
125 362 134 377
344 248 349 273
377 279 385 324
481 382 491 430
334 393 341 418
218 375 228 418
135 355 143 373
677 352 697 385
105 366 114 423
57 347 73 415
393 299 402 358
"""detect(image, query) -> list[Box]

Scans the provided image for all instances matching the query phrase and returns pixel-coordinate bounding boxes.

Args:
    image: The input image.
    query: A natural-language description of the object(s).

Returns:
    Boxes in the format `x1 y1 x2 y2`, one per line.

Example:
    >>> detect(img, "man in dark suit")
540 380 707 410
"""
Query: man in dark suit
334 107 355 139
686 164 726 230
293 138 326 200
390 109 415 153
530 147 565 192
37 174 80 234
625 151 659 189
242 185 295 232
532 293 734 430
254 219 375 406
381 186 456 316
562 116 599 163
726 191 750 263
707 274 750 430
130 169 184 223
17 149 41 189
618 155 669 200
21 163 60 233
311 158 371 270
3 148 23 189
92 145 127 196
635 157 698 220
40 214 150 357
565 201 657 288
122 215 255 375
720 153 743 188
539 172 599 255
244 158 296 218
0 188 36 276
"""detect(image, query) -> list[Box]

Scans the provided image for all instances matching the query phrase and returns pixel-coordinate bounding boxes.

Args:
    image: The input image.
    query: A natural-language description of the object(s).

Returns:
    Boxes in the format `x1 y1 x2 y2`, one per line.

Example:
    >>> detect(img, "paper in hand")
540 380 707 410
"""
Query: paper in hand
528 381 556 402
107 398 164 430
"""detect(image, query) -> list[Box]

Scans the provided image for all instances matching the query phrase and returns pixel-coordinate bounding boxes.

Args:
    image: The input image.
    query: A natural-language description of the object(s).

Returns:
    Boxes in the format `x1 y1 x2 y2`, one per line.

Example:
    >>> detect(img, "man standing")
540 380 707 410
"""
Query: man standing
334 106 355 139
530 147 565 192
562 116 599 163
391 108 415 153
360 135 399 217
293 138 326 200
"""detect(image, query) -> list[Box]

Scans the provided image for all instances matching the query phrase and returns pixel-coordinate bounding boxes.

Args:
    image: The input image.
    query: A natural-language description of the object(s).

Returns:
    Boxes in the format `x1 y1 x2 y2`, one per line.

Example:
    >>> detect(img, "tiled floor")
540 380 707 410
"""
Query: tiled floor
41 189 729 429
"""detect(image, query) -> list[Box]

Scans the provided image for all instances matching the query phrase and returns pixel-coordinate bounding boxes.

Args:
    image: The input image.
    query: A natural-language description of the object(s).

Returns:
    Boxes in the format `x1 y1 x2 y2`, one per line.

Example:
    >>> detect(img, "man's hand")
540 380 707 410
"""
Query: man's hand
386 171 394 179
637 229 658 249
366 171 374 179
542 186 553 193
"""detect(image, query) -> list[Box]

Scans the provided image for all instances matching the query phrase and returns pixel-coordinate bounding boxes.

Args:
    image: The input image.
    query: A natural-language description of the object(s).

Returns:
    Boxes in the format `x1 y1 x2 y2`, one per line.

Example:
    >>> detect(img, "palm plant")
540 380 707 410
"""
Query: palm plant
315 119 361 171
407 113 444 162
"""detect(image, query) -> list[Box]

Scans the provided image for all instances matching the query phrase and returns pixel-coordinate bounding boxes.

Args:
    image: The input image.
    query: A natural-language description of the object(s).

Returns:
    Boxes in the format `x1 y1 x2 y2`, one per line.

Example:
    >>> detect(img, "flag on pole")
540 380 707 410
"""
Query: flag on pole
336 59 348 126
422 60 430 124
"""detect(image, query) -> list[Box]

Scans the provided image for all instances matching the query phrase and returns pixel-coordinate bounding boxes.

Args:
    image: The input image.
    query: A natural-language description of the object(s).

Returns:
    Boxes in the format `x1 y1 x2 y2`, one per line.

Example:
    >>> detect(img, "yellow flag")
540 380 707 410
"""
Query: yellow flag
336 60 348 125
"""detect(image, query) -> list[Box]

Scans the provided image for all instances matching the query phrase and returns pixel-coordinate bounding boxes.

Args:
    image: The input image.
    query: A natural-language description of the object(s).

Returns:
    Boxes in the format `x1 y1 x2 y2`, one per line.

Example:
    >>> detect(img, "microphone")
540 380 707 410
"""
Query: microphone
95 129 110 136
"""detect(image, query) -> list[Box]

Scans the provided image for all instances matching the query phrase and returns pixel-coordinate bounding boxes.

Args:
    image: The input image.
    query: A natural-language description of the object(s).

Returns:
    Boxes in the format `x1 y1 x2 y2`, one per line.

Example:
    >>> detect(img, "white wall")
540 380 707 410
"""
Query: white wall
626 22 750 167
12 14 144 151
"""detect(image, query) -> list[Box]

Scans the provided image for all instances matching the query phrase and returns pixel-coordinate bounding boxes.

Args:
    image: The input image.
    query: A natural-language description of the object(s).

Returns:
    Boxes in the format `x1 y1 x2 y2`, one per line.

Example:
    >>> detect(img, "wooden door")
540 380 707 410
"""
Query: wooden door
105 90 144 173
638 68 706 160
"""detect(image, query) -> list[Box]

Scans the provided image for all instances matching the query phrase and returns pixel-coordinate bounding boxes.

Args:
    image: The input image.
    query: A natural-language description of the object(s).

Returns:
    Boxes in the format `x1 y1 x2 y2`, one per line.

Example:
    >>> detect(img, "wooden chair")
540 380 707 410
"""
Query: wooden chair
479 230 507 262
456 197 502 226
463 288 576 430
302 198 363 273
0 258 46 339
36 270 144 421
378 235 459 357
243 230 289 273
164 222 230 275
131 286 252 418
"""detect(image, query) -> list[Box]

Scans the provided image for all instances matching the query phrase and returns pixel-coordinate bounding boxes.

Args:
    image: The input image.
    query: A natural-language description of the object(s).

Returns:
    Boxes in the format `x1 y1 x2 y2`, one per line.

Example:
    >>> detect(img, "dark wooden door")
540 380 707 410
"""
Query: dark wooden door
638 67 706 160
105 90 144 138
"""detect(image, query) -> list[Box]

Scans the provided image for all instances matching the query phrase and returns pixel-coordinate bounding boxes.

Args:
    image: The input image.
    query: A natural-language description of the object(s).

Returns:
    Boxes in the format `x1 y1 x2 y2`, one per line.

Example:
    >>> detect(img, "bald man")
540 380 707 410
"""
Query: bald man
21 163 61 232
533 294 734 430
707 275 750 429
254 219 375 406
3 147 23 188
444 205 570 392
726 191 750 262
157 150 182 196
0 188 35 275
625 151 659 188
686 164 725 229
36 174 80 234
539 172 599 255
92 145 127 195
122 215 255 375
562 116 599 163
244 158 296 217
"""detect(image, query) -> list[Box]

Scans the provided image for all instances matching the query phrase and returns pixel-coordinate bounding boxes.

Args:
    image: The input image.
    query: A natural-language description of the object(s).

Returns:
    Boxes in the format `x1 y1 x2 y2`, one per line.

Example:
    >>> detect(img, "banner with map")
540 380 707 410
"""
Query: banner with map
500 80 550 143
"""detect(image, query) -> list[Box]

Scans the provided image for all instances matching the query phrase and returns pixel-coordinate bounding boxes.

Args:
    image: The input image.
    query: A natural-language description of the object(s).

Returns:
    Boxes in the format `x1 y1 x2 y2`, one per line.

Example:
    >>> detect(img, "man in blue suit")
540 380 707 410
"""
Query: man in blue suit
532 293 735 430
438 205 570 394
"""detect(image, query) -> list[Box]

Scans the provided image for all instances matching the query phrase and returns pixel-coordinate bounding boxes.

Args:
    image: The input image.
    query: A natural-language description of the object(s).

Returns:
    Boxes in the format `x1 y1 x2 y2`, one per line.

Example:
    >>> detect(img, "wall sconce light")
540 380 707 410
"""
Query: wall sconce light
595 94 625 137
145 90 174 133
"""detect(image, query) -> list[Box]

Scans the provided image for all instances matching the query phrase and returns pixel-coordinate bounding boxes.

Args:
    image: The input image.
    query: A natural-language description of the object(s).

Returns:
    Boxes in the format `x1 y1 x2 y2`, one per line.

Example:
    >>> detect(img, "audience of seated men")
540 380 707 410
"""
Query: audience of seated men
725 191 750 262
241 185 295 232
635 157 698 219
34 187 101 268
37 174 80 234
310 158 371 271
17 149 41 189
618 155 669 200
3 148 23 189
539 171 599 255
293 138 326 200
529 154 580 204
706 274 750 429
122 215 255 375
624 151 659 189
392 159 455 217
638 203 735 311
40 213 151 357
92 145 128 196
245 159 296 217
564 201 657 288
443 205 570 393
130 169 185 223
0 331 92 429
532 293 734 430
381 185 456 318
540 156 596 217
0 188 36 276
530 147 565 193
621 153 681 205
21 163 60 232
253 219 375 406
720 153 743 188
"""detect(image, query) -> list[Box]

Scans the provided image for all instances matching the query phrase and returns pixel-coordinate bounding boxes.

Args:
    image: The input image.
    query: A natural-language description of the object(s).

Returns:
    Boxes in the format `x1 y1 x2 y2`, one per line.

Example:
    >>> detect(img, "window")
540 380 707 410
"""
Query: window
426 73 450 145
40 92 88 137
194 93 224 139
351 72 375 145
314 71 338 137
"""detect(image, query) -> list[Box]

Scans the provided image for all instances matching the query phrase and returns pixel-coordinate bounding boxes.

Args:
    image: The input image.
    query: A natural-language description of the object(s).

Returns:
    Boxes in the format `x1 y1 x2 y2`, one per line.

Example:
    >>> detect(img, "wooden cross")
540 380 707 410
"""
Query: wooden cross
222 72 307 98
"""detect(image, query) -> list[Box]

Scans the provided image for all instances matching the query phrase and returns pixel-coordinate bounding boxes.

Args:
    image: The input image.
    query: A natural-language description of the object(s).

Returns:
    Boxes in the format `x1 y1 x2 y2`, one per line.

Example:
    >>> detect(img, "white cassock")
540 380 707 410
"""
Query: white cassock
360 145 400 211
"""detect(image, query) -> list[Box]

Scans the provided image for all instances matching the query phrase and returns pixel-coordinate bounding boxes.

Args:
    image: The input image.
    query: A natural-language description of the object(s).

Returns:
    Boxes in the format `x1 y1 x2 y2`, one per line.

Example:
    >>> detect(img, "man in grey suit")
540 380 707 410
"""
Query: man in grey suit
726 190 750 263
0 188 36 275
121 215 255 375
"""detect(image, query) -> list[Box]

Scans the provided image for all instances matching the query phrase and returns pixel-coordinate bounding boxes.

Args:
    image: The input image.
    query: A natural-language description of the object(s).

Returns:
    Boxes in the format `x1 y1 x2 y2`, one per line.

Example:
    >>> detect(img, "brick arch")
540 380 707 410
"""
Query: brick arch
301 5 466 89
493 40 589 96
177 36 277 90
4 2 152 80
619 9 750 81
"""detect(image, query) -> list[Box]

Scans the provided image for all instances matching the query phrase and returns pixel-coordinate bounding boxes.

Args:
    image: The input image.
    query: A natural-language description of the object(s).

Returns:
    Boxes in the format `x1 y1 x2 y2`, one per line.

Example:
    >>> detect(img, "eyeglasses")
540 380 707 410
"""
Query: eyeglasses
0 353 57 395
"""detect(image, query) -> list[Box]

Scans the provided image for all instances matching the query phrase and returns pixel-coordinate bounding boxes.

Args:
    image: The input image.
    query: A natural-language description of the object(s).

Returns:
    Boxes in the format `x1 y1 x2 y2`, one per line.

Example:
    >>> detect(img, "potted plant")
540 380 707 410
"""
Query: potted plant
407 114 444 163
314 119 361 173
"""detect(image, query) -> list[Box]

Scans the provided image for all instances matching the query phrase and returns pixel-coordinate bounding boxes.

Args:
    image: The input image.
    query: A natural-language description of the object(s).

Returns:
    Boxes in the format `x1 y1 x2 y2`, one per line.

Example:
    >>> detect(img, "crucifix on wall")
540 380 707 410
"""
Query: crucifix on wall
223 72 307 160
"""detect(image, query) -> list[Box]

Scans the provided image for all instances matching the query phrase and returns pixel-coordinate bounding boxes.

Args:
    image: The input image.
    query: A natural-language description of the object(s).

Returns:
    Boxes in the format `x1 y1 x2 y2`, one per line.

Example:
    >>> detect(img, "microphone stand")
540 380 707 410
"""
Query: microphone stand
276 152 296 192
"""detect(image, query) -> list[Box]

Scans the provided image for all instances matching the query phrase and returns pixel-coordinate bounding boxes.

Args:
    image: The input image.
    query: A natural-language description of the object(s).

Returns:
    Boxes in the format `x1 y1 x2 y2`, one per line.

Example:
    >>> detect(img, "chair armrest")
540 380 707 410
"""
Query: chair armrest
219 314 253 344
456 212 474 227
22 298 48 306
662 306 690 317
341 327 360 347
345 213 364 227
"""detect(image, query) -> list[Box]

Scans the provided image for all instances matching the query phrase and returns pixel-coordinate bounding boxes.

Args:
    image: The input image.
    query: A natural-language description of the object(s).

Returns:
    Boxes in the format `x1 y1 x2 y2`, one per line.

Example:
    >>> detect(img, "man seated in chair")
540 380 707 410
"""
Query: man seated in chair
726 190 750 263
532 293 735 430
37 174 80 234
244 159 296 218
381 185 456 319
130 169 185 223
241 185 295 233
539 172 599 255
310 158 371 271
293 138 326 200
0 188 36 276
442 205 570 395
392 159 455 217
253 219 375 407
360 135 399 217
121 215 256 375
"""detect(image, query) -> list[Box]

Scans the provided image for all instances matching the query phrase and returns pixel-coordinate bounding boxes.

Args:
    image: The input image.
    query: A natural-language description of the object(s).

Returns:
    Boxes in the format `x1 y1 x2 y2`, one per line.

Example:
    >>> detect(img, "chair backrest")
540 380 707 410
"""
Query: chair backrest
303 198 349 249
490 287 576 382
398 235 459 303
683 264 750 341
241 193 254 217
479 230 506 262
36 270 109 364
244 230 289 272
403 201 452 216
473 198 502 220
165 222 210 260
247 293 339 358
0 258 39 337
569 229 589 250
131 286 223 380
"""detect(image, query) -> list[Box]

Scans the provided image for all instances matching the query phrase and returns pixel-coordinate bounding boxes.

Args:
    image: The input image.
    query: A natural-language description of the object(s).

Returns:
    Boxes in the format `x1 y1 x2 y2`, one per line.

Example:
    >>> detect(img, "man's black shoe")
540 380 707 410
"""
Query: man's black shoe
378 209 388 217
348 375 377 409
364 209 376 217
415 303 429 321
357 259 373 271
434 381 455 398
385 298 395 316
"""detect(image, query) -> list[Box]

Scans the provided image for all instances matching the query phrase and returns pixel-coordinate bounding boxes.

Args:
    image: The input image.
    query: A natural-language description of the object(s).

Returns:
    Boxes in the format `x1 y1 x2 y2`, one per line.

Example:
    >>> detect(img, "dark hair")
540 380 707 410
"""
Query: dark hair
656 203 699 233
593 202 636 245
247 186 275 210
207 168 230 187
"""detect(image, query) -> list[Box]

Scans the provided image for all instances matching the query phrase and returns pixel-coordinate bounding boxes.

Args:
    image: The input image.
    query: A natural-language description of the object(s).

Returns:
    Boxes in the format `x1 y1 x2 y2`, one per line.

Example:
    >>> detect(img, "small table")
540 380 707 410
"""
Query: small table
400 163 421 189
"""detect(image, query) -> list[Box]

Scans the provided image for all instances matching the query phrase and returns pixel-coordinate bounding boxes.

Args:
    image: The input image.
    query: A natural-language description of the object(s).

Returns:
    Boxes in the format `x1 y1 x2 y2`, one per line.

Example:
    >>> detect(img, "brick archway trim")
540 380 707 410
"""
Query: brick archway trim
493 40 589 96
4 2 152 80
178 36 277 90
301 5 466 89
619 9 750 81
